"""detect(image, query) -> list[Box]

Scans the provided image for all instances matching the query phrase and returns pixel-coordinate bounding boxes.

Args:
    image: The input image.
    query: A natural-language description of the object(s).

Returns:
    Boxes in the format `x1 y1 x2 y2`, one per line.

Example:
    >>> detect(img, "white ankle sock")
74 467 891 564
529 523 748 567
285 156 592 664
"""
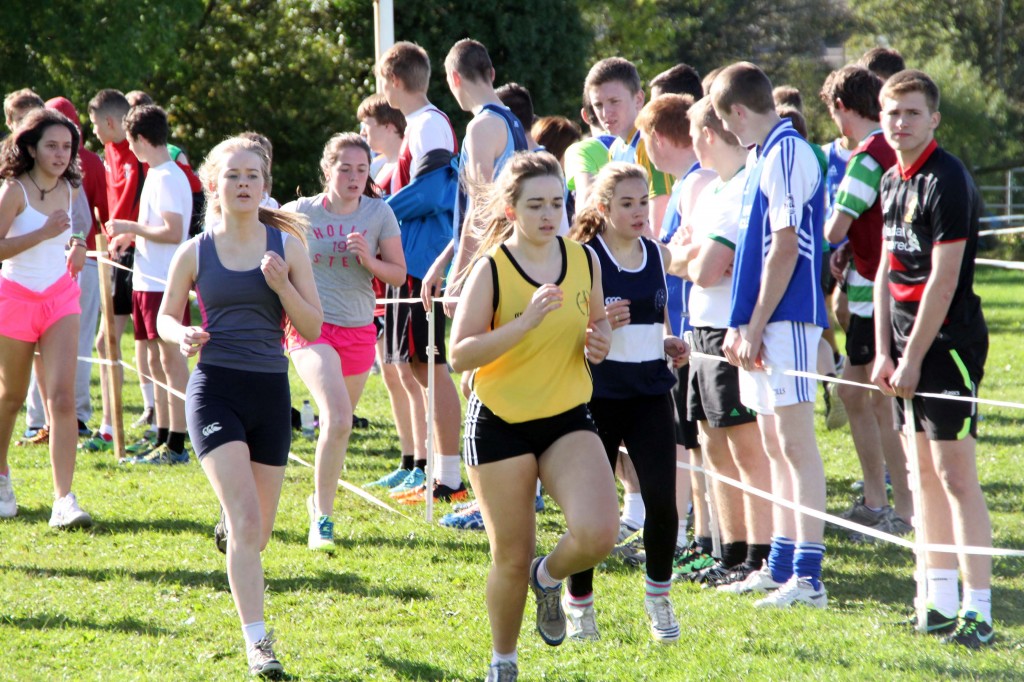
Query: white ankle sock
926 568 960 616
535 556 561 589
491 649 517 665
242 620 266 648
99 423 114 438
621 493 645 530
963 588 992 624
435 454 462 488
141 382 155 409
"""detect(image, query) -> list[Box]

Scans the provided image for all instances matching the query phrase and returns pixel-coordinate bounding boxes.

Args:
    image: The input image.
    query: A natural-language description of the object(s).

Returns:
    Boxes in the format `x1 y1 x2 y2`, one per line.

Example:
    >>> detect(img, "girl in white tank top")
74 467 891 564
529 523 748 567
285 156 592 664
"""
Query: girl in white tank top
0 108 91 529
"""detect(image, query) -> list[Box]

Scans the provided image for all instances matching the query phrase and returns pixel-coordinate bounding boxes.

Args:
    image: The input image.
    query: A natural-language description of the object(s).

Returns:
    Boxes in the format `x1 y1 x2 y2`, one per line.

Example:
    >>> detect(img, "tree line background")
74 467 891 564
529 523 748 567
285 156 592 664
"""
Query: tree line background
2 0 1021 201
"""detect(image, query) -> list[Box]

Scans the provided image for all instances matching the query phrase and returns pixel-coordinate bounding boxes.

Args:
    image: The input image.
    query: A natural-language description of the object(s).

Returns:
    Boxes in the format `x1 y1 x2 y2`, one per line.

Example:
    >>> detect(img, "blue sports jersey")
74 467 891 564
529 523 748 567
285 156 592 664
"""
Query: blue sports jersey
453 103 529 249
730 120 826 328
823 139 850 219
661 162 701 336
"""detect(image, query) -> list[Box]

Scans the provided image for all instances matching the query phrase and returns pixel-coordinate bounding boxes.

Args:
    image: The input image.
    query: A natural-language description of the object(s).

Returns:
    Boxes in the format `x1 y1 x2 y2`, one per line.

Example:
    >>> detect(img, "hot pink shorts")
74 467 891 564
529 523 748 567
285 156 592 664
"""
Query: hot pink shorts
0 274 81 343
285 321 376 376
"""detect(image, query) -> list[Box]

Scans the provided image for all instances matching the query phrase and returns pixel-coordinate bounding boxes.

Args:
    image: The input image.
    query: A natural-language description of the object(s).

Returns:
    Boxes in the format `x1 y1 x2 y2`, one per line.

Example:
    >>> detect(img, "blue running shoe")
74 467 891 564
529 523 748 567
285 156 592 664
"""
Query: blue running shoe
535 494 545 512
439 501 485 530
388 467 425 497
364 467 413 489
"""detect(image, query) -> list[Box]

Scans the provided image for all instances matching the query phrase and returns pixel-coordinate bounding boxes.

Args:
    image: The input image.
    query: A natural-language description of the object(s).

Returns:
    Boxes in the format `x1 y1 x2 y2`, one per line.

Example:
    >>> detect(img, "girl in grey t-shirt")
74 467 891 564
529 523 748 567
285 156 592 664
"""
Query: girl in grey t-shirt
281 133 406 551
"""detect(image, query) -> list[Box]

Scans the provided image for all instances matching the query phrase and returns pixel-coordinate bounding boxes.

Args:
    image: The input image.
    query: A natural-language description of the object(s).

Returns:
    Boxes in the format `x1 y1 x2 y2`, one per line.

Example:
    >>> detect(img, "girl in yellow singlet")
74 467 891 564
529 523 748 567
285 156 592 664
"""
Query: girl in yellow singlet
449 151 618 682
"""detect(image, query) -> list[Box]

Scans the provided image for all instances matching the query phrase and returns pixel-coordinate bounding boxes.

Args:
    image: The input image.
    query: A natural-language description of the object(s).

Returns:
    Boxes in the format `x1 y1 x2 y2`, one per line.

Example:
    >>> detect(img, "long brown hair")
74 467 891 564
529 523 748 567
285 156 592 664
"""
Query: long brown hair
0 108 82 186
198 136 308 245
568 162 647 244
452 150 564 289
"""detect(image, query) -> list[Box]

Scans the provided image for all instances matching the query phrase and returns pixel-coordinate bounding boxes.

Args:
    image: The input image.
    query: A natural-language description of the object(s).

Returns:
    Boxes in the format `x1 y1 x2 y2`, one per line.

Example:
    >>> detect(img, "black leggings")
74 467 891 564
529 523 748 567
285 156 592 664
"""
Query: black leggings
568 393 678 595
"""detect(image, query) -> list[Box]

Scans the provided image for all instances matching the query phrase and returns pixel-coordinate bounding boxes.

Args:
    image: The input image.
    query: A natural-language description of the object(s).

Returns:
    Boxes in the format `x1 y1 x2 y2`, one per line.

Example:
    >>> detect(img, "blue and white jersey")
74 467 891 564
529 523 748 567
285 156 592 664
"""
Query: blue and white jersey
822 139 851 219
660 161 701 336
730 119 827 328
453 103 529 248
589 234 676 399
610 129 641 164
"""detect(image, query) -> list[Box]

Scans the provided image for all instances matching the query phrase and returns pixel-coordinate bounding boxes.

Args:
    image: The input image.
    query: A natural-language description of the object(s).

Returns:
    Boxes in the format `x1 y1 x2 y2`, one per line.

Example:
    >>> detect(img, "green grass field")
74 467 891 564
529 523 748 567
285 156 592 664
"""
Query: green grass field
2 268 1024 681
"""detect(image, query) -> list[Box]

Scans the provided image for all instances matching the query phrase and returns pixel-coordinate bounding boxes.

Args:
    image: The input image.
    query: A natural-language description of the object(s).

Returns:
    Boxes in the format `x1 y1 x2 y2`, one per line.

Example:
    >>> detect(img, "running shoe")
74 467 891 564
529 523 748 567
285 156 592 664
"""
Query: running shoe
0 473 17 518
672 542 715 581
823 381 848 430
132 407 155 429
364 467 412 489
215 507 228 555
77 420 91 437
247 632 284 678
398 480 469 505
903 606 957 635
17 427 49 447
485 661 518 682
841 498 896 543
129 444 190 465
78 431 112 452
530 555 566 646
49 492 93 529
22 425 45 439
610 522 645 566
388 467 425 497
352 414 369 429
439 501 485 530
125 435 157 457
942 610 994 649
885 511 914 536
701 562 753 589
644 595 680 643
753 575 827 609
717 561 783 595
306 495 335 552
535 493 545 512
563 595 599 641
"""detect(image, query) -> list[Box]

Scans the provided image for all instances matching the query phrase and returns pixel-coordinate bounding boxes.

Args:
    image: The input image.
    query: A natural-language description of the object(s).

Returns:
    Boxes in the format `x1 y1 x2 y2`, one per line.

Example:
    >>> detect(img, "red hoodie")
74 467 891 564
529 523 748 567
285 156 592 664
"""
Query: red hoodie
45 96 109 254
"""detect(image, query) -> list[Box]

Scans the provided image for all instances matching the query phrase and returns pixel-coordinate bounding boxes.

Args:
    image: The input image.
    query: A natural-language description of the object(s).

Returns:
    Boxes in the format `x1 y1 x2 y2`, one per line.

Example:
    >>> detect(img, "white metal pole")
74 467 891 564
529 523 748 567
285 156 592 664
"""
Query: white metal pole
904 398 928 633
425 303 436 523
373 0 395 93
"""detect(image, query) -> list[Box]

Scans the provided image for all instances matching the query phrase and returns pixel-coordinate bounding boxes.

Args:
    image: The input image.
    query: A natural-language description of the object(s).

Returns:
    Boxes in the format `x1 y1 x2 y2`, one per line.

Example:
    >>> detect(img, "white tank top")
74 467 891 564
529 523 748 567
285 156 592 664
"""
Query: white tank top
2 179 73 291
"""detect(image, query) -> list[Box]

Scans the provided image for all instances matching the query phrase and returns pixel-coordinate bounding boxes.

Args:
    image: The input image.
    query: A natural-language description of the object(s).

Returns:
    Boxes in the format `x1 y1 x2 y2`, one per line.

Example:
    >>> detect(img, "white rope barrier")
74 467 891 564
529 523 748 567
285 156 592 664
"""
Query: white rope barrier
287 452 417 521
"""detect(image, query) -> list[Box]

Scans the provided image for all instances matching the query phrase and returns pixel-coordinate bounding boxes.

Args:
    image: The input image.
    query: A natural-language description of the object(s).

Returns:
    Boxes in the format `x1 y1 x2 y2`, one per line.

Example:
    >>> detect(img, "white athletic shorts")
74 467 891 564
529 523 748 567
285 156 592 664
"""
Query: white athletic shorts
738 321 822 415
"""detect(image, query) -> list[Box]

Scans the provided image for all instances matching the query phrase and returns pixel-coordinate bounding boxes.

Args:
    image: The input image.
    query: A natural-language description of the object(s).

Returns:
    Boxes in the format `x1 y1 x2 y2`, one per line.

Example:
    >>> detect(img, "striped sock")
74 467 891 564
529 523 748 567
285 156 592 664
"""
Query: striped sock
645 574 671 599
567 592 593 609
767 536 795 584
794 542 826 590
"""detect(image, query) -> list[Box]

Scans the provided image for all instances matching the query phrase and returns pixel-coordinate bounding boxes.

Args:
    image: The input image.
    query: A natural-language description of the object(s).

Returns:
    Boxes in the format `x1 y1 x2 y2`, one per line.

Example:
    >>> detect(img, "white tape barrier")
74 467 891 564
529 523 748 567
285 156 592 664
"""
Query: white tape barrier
674 459 1024 558
287 452 417 522
979 214 1024 225
978 225 1024 237
690 351 1024 412
974 258 1024 271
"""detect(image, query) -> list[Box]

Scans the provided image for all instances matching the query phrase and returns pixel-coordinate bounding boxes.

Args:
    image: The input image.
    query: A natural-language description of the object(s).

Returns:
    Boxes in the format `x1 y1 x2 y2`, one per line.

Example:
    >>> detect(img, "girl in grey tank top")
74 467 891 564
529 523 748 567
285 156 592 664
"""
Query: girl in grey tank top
154 135 322 678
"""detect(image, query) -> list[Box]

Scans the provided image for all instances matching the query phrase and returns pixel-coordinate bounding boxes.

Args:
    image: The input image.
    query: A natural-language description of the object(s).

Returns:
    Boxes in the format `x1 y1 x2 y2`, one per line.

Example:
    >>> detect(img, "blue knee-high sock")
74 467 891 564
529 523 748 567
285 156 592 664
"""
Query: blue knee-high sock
793 542 826 590
767 536 795 584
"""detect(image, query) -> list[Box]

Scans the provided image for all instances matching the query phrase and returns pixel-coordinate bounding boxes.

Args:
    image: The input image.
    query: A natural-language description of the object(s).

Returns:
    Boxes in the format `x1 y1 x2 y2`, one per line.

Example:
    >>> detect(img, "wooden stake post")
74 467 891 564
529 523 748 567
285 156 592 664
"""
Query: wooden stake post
94 227 126 461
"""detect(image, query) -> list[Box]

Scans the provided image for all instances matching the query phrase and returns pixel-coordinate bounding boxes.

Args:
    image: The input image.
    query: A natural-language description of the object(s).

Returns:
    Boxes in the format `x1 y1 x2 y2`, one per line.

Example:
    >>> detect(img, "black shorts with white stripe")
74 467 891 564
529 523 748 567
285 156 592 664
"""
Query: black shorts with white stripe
462 393 597 467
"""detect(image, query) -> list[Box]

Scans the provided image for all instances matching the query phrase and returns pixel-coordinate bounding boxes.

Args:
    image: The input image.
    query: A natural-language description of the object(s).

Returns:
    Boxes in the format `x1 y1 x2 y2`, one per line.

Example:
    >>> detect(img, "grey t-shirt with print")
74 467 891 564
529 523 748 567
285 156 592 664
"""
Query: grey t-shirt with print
282 194 400 327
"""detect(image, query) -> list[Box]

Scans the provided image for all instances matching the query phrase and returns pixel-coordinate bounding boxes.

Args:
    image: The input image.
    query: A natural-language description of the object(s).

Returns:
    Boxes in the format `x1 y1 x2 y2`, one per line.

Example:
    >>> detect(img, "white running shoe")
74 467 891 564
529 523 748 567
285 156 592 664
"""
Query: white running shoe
0 473 16 518
49 492 92 529
753 575 827 609
717 562 783 595
485 660 518 682
562 594 600 641
644 595 680 643
247 632 284 678
306 495 335 552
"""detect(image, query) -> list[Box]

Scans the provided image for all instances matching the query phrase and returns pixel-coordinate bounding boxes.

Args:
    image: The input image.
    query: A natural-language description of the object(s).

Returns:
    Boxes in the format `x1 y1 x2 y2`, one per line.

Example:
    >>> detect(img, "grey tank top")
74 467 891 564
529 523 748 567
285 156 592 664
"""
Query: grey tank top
193 225 289 373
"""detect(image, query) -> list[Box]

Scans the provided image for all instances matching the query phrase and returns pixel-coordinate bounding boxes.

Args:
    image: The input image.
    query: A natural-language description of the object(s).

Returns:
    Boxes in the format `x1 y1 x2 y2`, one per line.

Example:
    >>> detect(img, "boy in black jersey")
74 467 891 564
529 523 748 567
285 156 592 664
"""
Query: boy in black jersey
872 70 993 648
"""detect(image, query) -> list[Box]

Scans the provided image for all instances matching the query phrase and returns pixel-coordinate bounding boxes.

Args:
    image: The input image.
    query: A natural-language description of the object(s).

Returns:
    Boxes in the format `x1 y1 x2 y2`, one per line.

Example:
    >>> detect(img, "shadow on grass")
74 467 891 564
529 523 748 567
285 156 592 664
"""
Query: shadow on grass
0 612 169 636
0 564 430 601
373 653 455 681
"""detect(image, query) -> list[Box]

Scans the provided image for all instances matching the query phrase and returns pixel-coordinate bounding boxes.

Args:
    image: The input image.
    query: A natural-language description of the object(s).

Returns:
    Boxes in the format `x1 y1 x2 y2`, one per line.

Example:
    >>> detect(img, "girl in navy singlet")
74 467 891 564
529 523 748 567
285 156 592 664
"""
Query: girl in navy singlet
567 162 688 644
157 136 322 678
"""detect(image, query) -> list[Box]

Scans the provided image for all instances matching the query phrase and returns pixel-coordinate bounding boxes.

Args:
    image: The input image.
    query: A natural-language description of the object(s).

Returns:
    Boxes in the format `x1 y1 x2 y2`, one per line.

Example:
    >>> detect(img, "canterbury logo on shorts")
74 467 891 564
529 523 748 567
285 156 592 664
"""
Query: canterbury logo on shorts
202 422 222 437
